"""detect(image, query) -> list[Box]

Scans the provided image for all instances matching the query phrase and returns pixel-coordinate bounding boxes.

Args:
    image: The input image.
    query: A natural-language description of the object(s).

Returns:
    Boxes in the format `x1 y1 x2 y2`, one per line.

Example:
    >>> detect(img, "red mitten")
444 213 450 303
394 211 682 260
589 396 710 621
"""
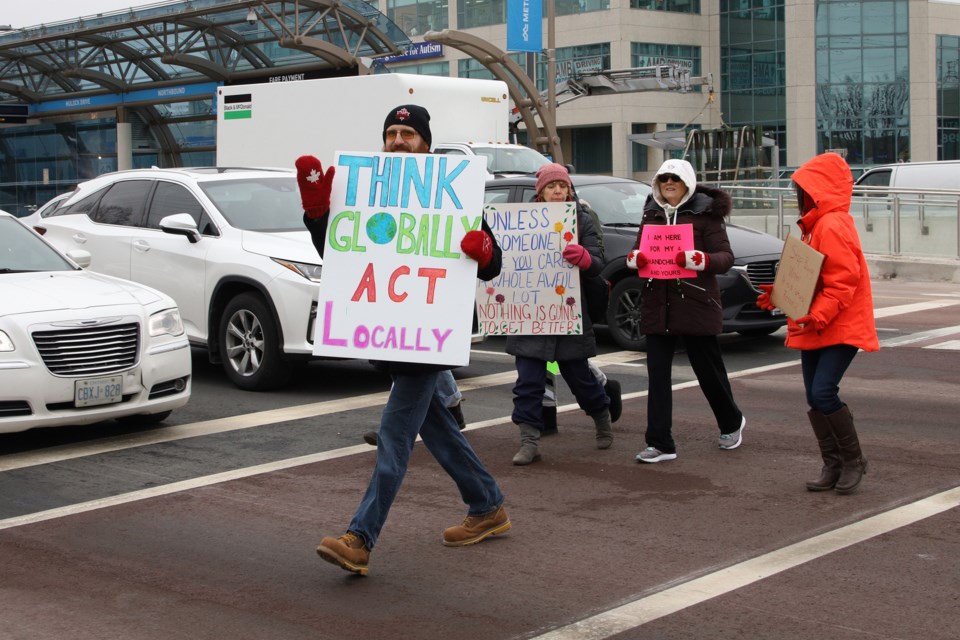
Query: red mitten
788 314 824 337
676 250 709 271
461 230 493 268
562 243 591 270
756 284 775 311
295 155 335 219
626 250 648 270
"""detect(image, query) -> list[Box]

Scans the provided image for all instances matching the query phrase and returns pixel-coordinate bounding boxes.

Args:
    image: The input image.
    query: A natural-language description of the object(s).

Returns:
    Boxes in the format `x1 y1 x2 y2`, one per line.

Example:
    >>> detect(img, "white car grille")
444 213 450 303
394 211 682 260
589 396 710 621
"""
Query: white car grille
32 323 140 376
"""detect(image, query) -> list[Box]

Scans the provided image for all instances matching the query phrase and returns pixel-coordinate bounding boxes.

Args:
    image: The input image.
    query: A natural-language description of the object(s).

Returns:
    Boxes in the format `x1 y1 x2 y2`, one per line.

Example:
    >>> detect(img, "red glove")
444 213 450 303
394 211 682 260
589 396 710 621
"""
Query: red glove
626 250 647 270
676 250 709 271
756 284 775 311
562 243 592 270
461 230 493 268
788 314 823 337
296 155 335 219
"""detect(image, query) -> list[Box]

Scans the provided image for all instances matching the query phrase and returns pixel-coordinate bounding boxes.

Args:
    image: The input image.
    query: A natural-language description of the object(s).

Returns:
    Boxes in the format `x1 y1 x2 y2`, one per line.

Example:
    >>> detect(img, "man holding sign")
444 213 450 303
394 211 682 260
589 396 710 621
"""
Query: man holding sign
626 159 746 463
299 105 509 576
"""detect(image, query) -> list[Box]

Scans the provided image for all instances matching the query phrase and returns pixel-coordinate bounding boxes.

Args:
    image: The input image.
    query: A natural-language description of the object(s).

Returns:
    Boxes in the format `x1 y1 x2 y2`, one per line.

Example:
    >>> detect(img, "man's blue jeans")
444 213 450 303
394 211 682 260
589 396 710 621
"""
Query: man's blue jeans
348 370 503 550
436 369 462 408
800 344 858 414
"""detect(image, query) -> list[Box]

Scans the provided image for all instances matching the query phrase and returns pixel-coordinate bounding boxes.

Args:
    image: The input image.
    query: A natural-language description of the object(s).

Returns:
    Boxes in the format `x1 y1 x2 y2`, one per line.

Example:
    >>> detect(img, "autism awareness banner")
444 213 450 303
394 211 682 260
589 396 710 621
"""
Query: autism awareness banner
477 202 583 336
312 151 488 366
637 223 697 279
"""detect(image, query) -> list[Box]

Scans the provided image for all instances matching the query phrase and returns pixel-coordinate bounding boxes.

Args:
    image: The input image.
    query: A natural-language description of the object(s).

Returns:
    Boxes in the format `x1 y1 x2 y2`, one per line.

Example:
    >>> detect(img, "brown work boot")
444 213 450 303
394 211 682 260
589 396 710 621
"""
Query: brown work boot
442 505 512 547
362 431 378 446
316 531 370 575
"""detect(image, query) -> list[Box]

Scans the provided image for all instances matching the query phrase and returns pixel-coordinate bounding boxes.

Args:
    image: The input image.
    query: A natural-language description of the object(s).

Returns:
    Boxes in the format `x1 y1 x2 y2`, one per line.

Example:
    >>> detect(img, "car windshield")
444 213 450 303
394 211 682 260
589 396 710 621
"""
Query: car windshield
0 218 76 273
575 180 652 226
473 146 551 174
199 177 304 232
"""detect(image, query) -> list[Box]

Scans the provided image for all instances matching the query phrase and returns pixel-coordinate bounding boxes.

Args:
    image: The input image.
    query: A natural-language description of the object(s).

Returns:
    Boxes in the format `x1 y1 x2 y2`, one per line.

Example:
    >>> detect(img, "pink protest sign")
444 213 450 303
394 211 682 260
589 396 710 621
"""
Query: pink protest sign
637 223 697 279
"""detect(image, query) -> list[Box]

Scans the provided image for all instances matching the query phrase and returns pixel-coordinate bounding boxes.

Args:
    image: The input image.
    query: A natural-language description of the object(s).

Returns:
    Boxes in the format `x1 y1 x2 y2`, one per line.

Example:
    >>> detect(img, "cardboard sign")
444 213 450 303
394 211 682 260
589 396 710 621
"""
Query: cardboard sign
770 233 825 320
637 223 697 279
476 202 582 336
312 151 488 366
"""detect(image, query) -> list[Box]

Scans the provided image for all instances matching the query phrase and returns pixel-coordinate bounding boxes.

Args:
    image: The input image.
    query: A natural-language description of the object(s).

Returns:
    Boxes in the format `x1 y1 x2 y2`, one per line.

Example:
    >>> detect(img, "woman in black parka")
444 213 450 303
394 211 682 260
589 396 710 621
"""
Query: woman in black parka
627 158 746 463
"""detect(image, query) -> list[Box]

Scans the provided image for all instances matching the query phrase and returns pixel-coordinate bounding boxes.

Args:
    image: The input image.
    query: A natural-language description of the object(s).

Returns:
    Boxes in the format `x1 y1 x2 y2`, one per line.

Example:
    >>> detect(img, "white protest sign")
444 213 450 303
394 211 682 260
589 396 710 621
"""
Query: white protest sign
312 151 488 366
477 202 583 336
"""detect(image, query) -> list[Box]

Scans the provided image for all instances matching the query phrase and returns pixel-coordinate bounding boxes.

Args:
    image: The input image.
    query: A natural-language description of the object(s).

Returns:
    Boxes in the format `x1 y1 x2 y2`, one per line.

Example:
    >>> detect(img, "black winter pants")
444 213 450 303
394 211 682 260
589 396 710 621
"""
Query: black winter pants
645 333 743 454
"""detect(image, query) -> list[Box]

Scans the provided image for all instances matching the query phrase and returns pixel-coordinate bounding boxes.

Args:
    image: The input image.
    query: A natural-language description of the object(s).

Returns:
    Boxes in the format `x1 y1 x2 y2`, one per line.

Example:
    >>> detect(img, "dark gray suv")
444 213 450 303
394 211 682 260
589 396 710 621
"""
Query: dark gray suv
484 174 787 350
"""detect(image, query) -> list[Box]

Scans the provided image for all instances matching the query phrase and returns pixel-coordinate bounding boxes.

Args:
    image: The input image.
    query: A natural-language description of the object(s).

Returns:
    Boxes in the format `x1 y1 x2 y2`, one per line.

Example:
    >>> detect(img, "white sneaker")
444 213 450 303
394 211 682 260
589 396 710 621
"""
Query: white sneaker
636 447 677 463
718 416 746 450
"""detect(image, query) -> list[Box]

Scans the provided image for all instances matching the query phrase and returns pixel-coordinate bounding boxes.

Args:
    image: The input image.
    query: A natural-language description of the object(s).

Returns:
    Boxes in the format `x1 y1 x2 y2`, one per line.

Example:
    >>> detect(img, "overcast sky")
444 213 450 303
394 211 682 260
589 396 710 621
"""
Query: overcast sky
3 1 174 30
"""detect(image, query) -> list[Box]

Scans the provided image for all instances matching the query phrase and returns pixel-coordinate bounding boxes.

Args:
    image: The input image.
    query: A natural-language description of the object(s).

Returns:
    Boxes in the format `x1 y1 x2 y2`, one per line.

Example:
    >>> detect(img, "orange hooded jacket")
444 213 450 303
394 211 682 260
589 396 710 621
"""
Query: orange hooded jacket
786 152 879 352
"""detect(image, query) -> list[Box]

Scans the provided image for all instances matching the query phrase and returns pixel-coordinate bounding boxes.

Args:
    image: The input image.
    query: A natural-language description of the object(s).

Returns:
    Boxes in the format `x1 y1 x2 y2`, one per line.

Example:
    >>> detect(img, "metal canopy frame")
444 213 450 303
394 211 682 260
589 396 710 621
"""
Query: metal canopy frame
0 0 409 106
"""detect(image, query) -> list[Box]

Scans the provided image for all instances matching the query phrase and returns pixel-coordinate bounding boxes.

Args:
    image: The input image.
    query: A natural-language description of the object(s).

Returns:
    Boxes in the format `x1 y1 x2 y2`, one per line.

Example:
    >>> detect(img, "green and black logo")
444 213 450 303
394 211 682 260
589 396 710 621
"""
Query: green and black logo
223 93 252 120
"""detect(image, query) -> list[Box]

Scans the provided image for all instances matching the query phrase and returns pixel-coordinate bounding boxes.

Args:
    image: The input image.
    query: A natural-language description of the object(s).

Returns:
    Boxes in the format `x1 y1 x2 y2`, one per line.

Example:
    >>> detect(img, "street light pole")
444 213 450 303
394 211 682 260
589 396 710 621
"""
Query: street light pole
546 0 558 161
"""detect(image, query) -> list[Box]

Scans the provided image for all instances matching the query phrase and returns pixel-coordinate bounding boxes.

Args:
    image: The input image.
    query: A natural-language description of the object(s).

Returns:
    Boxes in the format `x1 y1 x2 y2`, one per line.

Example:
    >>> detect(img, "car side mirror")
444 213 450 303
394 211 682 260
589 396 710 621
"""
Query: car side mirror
159 213 201 244
65 249 92 268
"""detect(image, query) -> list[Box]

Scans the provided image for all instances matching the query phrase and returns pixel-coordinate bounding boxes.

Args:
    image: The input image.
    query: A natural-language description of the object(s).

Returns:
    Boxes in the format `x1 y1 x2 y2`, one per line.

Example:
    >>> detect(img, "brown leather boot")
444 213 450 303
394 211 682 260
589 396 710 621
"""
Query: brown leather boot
317 531 370 575
824 405 869 495
806 409 842 491
442 505 511 547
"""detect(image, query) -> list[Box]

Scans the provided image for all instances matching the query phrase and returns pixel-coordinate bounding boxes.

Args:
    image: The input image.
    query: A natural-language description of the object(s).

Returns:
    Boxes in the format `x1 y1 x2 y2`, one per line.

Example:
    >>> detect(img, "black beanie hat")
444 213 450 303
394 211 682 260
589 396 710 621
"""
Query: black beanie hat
383 104 432 148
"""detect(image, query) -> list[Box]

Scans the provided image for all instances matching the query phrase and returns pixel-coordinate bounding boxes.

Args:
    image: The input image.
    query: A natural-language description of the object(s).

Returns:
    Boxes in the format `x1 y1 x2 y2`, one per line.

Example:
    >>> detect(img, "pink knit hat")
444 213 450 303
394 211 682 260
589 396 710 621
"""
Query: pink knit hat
535 162 572 196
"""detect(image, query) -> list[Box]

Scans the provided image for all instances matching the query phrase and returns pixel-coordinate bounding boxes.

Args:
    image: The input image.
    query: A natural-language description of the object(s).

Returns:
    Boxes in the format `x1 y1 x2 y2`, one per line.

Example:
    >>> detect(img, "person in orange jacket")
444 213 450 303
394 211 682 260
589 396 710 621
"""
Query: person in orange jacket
757 152 879 494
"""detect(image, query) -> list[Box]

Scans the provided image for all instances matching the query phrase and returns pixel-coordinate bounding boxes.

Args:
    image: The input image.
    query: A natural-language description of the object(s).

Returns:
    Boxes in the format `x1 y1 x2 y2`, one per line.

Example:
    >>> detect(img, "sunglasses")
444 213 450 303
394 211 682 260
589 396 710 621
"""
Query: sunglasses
385 128 418 141
656 174 682 184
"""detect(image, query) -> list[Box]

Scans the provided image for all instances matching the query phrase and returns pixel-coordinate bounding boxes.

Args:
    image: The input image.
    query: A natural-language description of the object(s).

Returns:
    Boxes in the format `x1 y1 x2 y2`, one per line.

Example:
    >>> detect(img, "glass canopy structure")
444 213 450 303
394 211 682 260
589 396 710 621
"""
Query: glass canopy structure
0 0 410 215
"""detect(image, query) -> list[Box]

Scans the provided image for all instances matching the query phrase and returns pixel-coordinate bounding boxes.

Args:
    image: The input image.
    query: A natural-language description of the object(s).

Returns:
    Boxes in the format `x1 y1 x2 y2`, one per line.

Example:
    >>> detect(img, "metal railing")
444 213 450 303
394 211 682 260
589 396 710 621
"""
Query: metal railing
708 181 960 261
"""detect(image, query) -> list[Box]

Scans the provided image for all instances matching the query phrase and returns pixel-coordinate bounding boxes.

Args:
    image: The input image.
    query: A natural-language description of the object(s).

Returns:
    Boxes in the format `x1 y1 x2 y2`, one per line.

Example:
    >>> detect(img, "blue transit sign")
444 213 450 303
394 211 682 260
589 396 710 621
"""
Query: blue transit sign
507 0 542 53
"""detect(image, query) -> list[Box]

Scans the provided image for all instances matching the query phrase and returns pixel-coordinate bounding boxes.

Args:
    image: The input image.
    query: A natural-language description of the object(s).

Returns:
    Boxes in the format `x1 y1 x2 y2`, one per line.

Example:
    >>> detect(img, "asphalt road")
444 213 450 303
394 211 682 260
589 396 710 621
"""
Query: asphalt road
1 278 958 640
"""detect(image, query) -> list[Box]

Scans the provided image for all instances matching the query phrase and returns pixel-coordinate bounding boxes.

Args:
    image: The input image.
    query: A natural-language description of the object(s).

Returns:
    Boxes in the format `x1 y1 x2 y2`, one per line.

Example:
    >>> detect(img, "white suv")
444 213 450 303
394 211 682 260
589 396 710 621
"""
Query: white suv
32 167 323 391
433 142 551 177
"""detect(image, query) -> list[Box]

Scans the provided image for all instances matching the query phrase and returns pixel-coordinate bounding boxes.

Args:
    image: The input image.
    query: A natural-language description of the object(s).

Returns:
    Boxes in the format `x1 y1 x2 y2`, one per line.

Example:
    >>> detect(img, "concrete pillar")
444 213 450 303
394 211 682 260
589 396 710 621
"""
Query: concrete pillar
116 108 133 171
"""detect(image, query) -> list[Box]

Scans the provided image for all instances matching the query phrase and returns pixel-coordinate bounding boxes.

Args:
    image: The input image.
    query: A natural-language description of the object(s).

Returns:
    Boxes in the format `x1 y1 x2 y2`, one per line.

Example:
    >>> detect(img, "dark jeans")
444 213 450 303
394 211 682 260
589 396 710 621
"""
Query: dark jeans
512 355 608 429
800 344 858 414
348 371 504 550
645 333 743 454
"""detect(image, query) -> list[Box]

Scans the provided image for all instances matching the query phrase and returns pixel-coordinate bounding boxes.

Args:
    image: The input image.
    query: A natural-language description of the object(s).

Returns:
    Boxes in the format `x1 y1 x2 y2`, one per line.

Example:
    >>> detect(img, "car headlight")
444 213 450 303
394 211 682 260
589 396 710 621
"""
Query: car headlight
273 258 323 282
149 308 184 337
0 330 13 352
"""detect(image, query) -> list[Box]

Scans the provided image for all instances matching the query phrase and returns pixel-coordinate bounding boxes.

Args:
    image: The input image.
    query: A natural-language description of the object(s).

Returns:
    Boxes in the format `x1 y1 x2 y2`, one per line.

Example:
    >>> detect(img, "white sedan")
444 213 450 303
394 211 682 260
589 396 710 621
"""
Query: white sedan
0 211 191 433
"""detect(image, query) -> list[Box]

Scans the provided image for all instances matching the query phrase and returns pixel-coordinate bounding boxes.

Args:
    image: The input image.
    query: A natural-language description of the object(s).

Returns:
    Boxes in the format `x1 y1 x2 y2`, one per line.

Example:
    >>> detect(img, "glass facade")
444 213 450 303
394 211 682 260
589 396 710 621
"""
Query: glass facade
814 0 909 166
387 0 448 35
631 0 700 14
719 0 786 167
457 0 608 28
937 35 960 160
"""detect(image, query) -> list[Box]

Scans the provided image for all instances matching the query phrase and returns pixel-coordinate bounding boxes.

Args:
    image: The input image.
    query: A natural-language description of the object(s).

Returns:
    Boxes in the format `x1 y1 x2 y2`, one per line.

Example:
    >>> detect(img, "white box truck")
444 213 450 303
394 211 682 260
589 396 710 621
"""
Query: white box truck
216 74 511 167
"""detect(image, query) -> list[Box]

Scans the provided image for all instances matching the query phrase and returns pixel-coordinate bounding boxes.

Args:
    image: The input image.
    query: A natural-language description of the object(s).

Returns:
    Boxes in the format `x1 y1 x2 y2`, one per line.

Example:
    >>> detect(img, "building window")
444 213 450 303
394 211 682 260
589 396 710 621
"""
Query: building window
814 0 909 167
937 35 960 161
457 0 506 28
719 0 786 167
558 0 610 15
459 54 526 79
572 125 612 174
630 0 700 15
631 43 701 76
384 61 451 77
537 43 611 91
387 0 448 36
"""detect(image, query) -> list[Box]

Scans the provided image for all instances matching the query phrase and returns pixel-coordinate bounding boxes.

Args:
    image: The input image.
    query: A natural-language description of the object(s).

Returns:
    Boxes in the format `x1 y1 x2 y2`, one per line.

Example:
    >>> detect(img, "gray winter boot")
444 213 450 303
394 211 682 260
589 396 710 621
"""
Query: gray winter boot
512 423 542 465
593 409 613 450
